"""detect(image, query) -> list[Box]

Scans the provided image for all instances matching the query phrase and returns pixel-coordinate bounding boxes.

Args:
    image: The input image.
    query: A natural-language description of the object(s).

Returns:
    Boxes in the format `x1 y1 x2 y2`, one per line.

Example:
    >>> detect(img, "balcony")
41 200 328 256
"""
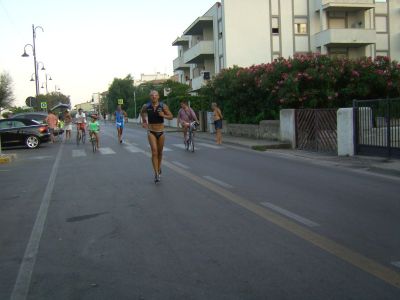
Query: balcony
183 40 214 64
172 36 189 47
173 56 190 71
316 0 374 11
314 28 376 47
183 16 213 36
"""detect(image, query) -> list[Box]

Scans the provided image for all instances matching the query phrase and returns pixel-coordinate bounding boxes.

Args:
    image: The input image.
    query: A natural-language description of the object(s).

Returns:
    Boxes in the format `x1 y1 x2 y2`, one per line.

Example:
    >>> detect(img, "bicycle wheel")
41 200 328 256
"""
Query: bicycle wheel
76 130 80 145
190 133 195 152
92 137 97 153
82 131 86 144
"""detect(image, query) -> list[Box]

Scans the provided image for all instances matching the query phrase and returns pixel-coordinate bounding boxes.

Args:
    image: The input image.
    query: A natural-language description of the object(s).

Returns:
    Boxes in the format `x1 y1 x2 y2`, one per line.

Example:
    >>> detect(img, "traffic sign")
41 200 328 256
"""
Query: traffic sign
117 99 124 105
40 102 47 109
25 97 37 107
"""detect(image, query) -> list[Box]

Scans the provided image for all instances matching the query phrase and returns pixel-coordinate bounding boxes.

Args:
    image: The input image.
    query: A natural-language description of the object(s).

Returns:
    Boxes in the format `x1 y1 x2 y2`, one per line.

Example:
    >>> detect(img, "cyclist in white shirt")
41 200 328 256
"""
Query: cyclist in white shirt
75 108 87 134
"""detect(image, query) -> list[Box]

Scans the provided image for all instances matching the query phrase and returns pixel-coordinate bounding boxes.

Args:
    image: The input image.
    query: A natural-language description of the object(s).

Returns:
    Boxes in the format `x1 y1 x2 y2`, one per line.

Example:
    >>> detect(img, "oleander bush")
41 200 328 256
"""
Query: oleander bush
200 54 400 124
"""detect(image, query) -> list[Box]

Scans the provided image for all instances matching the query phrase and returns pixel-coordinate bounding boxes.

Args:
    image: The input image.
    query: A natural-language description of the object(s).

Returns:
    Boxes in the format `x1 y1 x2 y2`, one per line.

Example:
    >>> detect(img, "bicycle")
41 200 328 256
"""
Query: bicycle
90 132 97 153
76 124 86 145
185 121 199 153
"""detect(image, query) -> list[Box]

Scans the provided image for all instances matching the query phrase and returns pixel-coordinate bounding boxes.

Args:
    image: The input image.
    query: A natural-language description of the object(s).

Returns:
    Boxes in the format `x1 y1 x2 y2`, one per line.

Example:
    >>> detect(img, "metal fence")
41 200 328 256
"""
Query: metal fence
353 98 400 158
295 109 338 153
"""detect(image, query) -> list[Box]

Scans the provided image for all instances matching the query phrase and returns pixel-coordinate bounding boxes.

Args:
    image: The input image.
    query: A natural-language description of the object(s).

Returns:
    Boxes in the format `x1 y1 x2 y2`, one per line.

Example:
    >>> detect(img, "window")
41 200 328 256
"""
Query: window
218 19 223 39
294 20 307 34
272 17 279 34
0 121 12 129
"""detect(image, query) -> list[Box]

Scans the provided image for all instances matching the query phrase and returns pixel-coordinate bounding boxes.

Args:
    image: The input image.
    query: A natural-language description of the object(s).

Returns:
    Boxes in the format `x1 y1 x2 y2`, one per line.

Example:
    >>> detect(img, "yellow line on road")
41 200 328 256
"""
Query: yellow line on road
162 159 400 289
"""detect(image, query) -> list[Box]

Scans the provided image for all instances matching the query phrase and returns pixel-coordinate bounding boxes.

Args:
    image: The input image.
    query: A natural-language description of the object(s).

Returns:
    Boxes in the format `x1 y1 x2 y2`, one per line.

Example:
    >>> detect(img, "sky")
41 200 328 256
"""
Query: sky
0 0 217 107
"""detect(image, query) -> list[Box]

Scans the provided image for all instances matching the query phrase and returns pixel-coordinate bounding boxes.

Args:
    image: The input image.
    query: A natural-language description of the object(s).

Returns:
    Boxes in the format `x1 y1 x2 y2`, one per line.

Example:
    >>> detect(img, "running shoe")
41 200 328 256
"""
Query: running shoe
154 174 160 183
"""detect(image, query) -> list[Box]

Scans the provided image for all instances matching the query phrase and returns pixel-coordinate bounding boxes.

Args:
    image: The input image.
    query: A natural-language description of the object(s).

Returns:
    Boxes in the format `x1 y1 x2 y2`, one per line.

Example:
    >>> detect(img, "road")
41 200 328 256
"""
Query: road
1 122 400 300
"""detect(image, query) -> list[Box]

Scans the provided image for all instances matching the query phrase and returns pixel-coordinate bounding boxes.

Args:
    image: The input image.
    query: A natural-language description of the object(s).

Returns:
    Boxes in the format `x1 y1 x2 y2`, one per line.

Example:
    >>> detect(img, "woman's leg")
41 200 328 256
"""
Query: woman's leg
156 134 165 173
148 133 159 175
95 132 99 148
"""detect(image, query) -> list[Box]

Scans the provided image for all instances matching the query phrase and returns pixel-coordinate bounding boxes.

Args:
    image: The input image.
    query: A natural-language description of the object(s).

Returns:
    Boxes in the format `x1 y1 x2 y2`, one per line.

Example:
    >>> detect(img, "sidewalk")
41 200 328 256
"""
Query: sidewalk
191 131 400 178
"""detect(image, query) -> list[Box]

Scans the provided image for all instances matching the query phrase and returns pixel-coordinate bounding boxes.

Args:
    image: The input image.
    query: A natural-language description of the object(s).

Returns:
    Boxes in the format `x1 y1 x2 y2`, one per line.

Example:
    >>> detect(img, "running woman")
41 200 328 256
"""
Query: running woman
140 90 173 183
115 105 127 143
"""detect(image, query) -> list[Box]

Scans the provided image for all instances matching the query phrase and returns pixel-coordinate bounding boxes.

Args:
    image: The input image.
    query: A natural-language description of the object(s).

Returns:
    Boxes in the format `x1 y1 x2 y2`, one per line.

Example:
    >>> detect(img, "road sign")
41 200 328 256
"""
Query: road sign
25 97 37 107
117 99 124 105
40 102 47 109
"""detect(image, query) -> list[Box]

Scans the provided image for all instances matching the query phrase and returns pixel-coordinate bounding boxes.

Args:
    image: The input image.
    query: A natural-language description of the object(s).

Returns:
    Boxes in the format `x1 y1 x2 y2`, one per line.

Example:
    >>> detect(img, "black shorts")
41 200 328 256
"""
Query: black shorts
214 119 223 130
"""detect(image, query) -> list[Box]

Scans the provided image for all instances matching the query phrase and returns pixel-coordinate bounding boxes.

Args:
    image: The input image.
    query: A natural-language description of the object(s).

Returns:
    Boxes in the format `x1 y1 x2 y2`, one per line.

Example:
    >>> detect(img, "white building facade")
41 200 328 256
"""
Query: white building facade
173 0 400 92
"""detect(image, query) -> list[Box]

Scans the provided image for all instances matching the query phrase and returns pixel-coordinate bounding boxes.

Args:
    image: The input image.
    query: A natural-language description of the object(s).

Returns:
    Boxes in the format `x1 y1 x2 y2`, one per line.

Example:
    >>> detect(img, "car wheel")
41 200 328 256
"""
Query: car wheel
25 135 40 149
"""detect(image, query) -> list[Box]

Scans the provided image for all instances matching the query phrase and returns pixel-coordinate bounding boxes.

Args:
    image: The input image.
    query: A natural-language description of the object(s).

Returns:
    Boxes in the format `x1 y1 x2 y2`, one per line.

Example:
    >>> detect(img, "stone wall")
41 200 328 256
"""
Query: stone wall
225 120 280 140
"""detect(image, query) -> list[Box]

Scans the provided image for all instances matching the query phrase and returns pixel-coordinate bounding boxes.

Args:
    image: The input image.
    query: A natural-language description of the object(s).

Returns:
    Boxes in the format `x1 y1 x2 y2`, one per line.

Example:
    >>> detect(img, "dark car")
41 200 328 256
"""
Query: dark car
11 112 64 136
0 118 50 149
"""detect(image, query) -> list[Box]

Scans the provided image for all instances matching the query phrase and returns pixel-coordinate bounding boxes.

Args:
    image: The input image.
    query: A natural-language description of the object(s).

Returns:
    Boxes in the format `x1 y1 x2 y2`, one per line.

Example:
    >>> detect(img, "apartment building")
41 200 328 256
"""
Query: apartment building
172 0 400 92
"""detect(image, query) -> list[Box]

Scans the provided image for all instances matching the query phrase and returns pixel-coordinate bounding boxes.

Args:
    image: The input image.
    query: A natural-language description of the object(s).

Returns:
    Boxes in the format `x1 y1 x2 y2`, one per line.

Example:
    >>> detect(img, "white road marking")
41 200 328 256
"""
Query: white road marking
172 144 201 150
391 261 400 269
198 143 223 149
29 156 53 160
260 202 320 228
72 149 86 157
125 146 143 153
171 161 190 169
11 143 64 300
203 176 233 189
98 147 116 155
147 145 172 152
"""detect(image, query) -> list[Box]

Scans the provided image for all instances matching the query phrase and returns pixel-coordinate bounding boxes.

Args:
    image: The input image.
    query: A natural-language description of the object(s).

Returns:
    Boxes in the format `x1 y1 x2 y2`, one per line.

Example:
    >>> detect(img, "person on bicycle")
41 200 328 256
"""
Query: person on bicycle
140 90 173 183
88 114 100 149
177 100 198 145
115 105 127 143
75 108 87 137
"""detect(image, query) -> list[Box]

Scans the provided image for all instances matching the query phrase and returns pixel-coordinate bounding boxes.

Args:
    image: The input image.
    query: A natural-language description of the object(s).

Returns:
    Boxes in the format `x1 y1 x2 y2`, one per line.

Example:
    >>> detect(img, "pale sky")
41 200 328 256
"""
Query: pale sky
0 0 217 107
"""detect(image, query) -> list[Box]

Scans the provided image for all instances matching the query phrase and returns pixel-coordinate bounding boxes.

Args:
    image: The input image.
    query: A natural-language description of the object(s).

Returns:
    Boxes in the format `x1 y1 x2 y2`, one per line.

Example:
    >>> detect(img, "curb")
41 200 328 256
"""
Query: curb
0 153 17 164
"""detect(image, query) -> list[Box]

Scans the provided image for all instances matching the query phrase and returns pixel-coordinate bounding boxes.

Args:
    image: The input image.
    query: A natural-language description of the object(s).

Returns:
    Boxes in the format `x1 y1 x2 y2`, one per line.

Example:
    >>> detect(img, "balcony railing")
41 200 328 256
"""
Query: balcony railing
314 28 376 46
316 0 374 10
173 56 190 71
183 40 214 64
191 75 207 91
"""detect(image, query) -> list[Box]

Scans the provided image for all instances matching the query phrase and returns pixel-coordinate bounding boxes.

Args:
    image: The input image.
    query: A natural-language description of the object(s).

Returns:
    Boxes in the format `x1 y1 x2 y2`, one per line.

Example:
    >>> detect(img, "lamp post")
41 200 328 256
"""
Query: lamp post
41 74 52 94
22 24 44 98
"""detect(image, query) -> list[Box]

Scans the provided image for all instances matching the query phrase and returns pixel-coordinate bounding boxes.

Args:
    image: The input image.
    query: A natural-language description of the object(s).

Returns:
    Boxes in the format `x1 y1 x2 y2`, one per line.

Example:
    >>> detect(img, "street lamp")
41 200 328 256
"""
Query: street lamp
21 24 44 98
41 74 52 94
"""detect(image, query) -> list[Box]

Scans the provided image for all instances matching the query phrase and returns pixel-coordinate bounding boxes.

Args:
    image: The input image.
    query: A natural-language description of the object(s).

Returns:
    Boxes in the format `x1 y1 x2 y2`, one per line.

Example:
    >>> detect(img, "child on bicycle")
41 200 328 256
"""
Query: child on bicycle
88 114 100 149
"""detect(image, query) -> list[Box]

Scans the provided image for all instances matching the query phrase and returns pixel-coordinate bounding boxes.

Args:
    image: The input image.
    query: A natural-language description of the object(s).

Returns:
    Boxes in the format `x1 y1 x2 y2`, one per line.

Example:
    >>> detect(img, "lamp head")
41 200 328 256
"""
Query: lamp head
21 51 29 57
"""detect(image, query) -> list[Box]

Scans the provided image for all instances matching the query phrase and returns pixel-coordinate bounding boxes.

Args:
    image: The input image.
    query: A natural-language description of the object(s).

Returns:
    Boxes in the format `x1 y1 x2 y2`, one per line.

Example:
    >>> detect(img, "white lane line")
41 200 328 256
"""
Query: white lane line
147 145 172 152
203 176 233 189
391 261 400 269
198 143 223 149
11 143 64 300
98 147 116 155
125 146 143 153
260 202 320 228
72 149 86 157
171 161 190 169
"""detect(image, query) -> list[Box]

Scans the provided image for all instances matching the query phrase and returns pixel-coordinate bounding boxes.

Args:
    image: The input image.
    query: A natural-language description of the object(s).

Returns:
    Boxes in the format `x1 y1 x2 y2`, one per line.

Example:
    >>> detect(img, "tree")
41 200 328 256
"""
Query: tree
0 72 14 111
106 74 135 114
36 92 71 111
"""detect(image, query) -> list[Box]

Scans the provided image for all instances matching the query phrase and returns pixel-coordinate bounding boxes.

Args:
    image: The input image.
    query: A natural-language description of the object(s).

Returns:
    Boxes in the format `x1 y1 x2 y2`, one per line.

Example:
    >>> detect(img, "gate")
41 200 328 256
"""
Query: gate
295 109 338 153
353 98 400 158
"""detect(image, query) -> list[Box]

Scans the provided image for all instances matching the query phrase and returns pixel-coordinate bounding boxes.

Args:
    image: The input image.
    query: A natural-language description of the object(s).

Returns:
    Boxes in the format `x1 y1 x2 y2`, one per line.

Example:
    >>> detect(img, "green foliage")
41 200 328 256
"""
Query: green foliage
0 72 14 109
106 74 135 115
201 54 400 123
36 92 71 111
10 106 34 114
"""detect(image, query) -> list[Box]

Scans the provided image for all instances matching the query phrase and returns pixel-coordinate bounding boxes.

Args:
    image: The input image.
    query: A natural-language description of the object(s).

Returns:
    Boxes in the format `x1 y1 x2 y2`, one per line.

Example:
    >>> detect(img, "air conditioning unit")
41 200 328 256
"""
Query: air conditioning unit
201 71 210 80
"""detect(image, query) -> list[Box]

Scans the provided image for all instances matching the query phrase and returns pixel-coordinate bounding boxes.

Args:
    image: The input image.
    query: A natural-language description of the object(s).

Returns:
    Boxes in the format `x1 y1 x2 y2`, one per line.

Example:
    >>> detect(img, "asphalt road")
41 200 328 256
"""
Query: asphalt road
1 122 400 300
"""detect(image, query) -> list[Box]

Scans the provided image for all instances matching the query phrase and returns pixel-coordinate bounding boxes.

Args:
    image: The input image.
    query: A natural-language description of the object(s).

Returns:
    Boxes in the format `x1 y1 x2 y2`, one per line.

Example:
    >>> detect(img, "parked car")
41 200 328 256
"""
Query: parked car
11 112 64 136
0 118 50 149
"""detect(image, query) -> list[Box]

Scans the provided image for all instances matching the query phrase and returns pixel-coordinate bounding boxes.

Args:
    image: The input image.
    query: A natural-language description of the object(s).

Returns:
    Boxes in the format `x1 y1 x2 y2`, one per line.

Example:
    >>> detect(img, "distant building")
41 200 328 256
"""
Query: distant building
134 72 172 86
75 102 95 112
173 0 400 92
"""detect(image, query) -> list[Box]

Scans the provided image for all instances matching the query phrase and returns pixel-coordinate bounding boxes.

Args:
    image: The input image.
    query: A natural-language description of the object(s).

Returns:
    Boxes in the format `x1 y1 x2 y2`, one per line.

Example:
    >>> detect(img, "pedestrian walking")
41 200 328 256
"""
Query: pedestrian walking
114 105 128 143
64 110 72 140
45 110 58 143
140 90 173 183
212 102 223 145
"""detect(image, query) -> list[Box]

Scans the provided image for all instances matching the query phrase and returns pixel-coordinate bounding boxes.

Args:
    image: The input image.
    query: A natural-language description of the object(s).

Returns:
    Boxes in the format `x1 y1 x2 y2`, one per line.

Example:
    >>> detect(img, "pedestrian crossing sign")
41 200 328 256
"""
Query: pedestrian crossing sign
41 102 47 109
118 99 124 105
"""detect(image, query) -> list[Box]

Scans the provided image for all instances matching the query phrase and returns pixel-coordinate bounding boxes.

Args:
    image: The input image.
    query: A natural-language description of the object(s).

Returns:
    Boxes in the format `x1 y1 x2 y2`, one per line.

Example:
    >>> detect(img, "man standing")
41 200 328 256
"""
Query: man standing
177 100 198 145
212 102 223 145
114 105 127 143
45 110 58 143
140 90 173 183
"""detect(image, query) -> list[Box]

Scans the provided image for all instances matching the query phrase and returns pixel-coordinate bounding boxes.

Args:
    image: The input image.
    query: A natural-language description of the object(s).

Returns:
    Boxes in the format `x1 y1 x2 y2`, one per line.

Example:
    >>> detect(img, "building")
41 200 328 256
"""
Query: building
172 0 400 92
134 72 172 86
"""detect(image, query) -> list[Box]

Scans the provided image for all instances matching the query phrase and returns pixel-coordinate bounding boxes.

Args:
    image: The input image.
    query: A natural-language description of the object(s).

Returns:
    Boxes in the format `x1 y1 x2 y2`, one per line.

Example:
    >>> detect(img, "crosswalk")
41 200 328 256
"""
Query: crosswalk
69 142 223 158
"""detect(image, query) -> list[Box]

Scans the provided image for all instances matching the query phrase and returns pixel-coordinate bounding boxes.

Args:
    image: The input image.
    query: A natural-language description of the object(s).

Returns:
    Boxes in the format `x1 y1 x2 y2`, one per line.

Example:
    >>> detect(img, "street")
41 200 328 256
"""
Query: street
1 123 400 300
